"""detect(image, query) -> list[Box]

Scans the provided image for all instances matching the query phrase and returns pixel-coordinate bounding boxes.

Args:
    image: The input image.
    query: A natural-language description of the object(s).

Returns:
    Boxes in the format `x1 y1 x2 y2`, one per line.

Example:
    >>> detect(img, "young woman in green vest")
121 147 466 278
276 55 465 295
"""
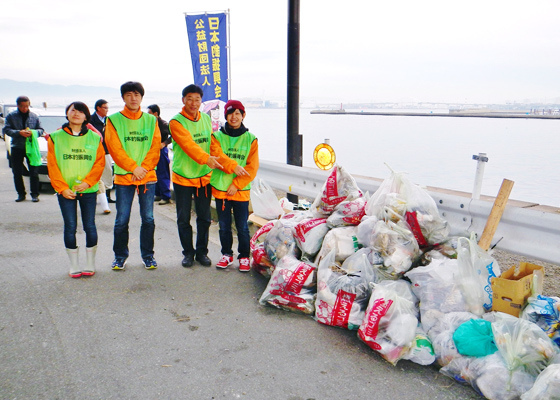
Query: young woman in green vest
210 100 259 272
47 102 105 278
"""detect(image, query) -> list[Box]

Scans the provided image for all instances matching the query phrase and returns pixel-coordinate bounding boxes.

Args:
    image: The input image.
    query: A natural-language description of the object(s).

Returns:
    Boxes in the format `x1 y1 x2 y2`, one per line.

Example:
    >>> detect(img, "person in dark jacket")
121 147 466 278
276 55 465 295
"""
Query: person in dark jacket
90 99 115 206
2 96 44 202
147 104 172 205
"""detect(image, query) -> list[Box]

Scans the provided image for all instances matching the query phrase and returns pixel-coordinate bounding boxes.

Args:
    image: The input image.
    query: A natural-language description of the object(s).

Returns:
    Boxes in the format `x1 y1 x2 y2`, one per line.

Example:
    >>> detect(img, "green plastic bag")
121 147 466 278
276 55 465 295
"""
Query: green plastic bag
25 129 42 167
453 319 498 357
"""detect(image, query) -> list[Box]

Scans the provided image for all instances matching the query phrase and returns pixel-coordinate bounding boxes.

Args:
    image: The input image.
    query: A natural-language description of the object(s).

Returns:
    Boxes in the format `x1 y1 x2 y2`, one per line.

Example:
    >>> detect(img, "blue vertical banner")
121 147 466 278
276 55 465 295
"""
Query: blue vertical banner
185 12 229 102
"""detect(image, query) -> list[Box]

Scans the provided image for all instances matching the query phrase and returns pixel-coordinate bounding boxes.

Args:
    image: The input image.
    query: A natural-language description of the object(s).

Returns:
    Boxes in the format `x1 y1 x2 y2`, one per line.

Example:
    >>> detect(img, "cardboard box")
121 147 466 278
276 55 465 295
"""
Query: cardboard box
491 262 544 317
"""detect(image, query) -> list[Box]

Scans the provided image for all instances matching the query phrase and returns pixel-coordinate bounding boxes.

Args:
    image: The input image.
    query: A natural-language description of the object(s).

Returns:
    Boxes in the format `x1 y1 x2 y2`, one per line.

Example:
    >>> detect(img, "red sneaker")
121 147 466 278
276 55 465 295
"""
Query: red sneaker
239 257 251 272
216 255 233 269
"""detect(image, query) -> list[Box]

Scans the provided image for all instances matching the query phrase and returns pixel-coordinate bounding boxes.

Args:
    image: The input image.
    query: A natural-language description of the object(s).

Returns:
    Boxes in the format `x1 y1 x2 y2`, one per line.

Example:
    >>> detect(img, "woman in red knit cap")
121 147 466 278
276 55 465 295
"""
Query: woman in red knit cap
210 100 259 271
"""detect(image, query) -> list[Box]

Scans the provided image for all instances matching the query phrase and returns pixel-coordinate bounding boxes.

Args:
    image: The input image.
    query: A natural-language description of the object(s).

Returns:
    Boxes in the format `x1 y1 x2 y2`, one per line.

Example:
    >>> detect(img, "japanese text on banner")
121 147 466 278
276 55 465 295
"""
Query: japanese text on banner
185 12 229 102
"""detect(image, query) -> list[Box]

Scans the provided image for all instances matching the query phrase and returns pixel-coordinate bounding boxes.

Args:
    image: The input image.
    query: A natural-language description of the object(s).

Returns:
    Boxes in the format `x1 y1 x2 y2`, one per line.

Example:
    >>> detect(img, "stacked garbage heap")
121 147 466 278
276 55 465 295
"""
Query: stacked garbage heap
249 165 560 400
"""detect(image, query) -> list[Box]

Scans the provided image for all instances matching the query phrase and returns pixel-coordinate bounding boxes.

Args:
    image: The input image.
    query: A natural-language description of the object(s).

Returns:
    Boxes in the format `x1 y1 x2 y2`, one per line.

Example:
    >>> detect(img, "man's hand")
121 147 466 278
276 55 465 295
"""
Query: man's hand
226 183 238 197
206 156 223 170
233 165 250 177
62 189 76 199
132 166 147 181
19 129 31 138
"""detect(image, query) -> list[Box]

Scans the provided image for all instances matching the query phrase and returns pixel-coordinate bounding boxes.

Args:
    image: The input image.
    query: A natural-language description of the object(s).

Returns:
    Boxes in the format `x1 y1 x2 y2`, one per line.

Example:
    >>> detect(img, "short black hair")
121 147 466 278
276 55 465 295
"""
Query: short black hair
94 99 108 110
65 101 91 124
147 104 160 116
120 81 145 97
16 96 30 105
181 84 203 98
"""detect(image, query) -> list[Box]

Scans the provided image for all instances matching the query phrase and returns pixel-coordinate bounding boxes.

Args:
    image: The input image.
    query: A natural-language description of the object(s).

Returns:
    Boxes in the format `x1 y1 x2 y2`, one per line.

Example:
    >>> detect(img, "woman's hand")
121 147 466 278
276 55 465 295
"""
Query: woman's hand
226 183 238 197
61 189 76 199
74 182 90 193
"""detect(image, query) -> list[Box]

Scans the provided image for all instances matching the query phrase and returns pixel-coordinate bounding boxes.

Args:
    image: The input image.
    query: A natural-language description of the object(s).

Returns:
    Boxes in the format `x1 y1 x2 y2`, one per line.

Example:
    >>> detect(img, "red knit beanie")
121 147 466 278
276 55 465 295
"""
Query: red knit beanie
224 100 245 117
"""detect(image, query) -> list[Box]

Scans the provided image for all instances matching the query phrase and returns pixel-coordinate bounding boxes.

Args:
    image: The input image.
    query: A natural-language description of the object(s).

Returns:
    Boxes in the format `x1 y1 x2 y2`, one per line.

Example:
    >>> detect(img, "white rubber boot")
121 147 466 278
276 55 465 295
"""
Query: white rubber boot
98 193 110 214
66 247 81 278
83 245 97 276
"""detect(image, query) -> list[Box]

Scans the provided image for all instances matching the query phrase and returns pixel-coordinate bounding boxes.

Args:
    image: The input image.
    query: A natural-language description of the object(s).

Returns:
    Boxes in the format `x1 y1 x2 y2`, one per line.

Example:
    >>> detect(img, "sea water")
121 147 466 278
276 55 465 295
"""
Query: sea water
121 106 559 208
237 108 560 208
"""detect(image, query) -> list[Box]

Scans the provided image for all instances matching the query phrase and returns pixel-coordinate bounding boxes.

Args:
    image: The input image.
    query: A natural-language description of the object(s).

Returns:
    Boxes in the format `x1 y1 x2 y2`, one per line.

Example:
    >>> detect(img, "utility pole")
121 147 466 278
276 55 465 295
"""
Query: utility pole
287 0 302 204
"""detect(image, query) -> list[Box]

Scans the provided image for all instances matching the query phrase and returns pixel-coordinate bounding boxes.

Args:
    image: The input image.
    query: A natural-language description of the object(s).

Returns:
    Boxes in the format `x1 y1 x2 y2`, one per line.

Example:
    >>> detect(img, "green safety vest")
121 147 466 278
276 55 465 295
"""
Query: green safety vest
108 112 156 175
210 130 256 192
25 129 42 167
170 112 212 179
50 129 101 193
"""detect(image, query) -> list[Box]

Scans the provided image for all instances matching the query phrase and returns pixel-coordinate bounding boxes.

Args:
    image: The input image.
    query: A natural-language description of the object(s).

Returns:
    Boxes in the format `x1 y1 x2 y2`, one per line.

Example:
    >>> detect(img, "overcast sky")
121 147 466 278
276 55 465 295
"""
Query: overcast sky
1 0 559 104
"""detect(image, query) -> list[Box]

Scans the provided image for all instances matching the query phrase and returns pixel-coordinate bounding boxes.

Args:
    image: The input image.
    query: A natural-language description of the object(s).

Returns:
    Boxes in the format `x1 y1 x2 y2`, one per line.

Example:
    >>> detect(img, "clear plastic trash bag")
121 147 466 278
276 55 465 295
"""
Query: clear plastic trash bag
358 280 419 365
315 248 374 330
259 254 317 315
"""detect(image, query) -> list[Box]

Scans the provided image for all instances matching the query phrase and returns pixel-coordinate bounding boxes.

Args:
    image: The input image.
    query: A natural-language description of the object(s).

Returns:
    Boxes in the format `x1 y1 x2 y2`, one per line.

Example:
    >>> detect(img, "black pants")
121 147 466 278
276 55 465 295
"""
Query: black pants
173 183 211 257
11 147 39 197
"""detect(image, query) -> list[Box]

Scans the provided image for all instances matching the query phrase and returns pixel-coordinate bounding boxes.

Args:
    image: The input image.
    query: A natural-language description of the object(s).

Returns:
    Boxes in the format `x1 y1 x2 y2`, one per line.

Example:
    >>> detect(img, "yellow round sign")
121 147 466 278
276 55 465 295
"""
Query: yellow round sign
313 143 336 170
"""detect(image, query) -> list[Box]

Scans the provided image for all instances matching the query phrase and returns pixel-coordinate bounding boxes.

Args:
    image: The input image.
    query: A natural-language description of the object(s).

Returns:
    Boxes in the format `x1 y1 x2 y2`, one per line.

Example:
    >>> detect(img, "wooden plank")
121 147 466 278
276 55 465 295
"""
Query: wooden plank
478 179 515 251
248 213 270 228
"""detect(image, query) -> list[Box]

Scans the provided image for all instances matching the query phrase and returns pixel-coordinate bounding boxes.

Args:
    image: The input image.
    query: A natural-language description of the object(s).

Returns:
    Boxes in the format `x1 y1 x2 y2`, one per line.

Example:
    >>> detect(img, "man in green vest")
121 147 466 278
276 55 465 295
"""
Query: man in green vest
168 84 222 268
105 81 161 271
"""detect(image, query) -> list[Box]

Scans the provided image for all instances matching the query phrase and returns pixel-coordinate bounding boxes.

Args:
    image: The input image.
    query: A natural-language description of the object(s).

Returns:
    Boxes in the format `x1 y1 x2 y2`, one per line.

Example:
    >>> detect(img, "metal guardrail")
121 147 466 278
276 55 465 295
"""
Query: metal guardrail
256 160 560 265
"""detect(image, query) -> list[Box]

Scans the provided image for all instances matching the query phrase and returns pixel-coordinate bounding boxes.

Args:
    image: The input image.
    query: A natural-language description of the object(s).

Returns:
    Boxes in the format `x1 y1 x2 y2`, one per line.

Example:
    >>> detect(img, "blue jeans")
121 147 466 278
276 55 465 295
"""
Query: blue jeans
57 192 97 249
155 147 171 200
174 183 211 257
215 198 250 259
113 183 156 260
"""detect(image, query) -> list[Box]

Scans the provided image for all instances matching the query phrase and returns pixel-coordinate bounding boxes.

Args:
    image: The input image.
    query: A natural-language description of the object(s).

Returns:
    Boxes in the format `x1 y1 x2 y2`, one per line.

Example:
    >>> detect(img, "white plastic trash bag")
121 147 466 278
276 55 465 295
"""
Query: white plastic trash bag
293 217 330 257
315 248 374 330
405 258 469 325
315 226 361 266
521 363 560 400
365 167 448 245
311 165 363 218
326 197 367 228
358 280 420 365
457 233 501 315
259 255 317 315
250 179 284 220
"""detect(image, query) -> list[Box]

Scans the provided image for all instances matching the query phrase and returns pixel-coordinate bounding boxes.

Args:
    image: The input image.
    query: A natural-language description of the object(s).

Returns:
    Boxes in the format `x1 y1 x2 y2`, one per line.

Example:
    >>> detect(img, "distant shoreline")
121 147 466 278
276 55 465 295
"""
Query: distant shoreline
310 109 560 119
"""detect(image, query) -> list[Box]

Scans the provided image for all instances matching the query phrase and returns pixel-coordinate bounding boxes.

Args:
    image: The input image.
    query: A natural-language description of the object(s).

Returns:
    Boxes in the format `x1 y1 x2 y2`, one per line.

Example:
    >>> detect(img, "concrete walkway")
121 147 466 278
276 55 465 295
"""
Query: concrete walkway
0 154 480 400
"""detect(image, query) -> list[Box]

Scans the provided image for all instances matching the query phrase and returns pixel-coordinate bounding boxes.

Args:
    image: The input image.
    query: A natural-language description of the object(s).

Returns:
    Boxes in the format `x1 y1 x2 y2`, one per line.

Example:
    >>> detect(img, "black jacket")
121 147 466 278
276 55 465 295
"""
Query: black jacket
90 112 108 153
2 110 44 149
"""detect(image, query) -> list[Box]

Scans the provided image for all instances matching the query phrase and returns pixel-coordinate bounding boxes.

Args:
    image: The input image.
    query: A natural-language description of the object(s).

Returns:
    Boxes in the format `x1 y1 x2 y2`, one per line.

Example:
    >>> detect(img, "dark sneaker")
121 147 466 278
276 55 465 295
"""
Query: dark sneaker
15 195 25 202
238 257 251 272
158 198 171 205
182 254 194 268
216 255 233 269
31 197 39 202
142 256 158 270
154 196 162 202
111 258 127 270
195 254 212 267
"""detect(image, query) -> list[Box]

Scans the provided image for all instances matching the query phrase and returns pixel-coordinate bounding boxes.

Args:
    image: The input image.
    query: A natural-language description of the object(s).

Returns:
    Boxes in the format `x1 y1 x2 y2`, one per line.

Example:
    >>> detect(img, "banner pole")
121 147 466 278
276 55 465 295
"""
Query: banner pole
227 9 231 99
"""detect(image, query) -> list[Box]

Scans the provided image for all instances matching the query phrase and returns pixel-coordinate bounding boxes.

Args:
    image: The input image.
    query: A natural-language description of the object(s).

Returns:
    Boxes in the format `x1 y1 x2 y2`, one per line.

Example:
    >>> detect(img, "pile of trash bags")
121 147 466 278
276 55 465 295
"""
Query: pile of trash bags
250 165 560 400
